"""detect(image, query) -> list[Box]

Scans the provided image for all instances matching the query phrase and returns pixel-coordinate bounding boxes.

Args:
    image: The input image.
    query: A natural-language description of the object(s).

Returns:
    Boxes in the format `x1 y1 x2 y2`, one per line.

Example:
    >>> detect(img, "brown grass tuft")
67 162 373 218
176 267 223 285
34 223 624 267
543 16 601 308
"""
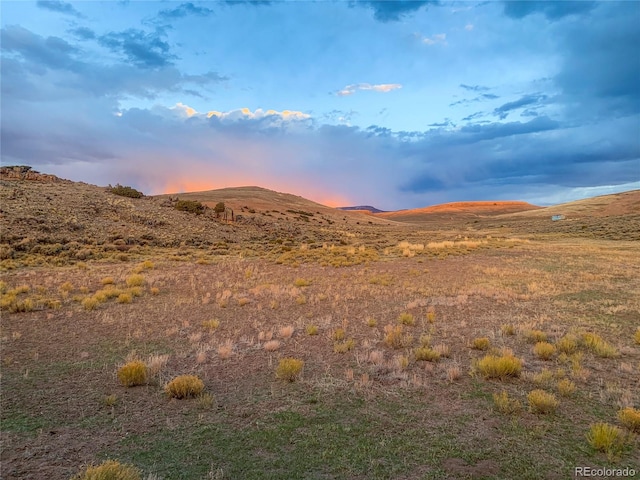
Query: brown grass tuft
527 389 559 414
117 361 148 387
71 460 141 480
276 358 304 382
165 375 204 399
475 354 522 379
617 407 640 433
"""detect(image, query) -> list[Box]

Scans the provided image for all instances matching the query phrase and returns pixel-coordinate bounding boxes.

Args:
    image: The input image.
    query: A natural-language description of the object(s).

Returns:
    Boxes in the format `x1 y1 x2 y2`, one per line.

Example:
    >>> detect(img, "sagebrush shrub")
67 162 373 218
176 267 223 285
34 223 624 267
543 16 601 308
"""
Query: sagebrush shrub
175 199 205 215
107 184 143 198
276 358 304 382
71 460 141 480
165 375 204 398
117 361 148 387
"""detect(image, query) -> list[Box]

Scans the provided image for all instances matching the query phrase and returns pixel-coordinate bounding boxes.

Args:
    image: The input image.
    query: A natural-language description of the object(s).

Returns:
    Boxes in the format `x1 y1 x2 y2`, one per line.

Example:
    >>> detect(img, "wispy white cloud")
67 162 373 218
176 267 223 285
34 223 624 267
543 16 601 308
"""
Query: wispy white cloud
421 33 447 46
465 24 474 31
337 83 402 97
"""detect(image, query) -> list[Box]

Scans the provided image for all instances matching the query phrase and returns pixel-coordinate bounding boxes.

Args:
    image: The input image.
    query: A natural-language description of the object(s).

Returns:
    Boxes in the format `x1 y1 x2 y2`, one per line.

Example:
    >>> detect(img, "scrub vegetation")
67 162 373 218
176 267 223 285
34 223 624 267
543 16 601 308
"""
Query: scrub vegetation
1 172 638 479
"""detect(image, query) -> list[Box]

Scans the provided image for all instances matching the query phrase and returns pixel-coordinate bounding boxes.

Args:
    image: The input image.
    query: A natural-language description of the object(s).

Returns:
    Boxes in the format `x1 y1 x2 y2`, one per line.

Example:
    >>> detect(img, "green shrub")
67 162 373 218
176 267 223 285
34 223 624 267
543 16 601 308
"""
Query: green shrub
107 184 143 198
175 200 205 215
71 460 141 480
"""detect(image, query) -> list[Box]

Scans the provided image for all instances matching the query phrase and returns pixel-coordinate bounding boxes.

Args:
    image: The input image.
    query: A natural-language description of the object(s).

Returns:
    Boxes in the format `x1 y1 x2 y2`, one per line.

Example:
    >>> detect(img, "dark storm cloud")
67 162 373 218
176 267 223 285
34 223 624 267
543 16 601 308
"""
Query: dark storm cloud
36 0 84 18
493 94 546 119
554 2 640 118
356 1 438 22
503 1 595 20
158 2 215 19
99 28 175 68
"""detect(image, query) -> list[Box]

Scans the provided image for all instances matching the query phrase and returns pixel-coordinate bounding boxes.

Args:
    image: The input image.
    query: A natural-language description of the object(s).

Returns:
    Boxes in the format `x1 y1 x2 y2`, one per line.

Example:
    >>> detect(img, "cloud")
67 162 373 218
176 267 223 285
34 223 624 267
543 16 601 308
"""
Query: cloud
36 0 84 18
1 25 79 71
99 28 175 68
553 3 640 119
158 2 215 19
358 1 439 22
421 33 446 46
460 84 489 92
464 24 474 31
1 25 226 102
68 27 96 41
503 1 595 20
337 83 402 96
493 94 547 119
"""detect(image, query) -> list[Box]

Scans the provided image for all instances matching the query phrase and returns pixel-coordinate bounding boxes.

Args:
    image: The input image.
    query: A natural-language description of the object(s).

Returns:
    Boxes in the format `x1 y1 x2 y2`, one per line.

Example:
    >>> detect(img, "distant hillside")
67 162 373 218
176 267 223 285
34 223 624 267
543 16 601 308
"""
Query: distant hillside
158 186 395 225
337 206 387 214
503 189 640 218
376 201 540 222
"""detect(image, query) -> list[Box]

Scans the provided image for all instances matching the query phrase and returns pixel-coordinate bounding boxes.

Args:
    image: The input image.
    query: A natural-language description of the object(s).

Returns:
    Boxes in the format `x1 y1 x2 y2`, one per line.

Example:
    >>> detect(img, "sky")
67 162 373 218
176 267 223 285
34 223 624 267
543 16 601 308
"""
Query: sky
1 1 639 210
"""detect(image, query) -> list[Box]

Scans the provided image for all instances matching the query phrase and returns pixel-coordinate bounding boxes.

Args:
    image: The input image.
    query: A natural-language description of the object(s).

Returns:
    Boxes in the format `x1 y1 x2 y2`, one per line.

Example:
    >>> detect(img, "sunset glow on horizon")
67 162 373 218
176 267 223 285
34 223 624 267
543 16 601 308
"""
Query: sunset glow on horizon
1 1 638 210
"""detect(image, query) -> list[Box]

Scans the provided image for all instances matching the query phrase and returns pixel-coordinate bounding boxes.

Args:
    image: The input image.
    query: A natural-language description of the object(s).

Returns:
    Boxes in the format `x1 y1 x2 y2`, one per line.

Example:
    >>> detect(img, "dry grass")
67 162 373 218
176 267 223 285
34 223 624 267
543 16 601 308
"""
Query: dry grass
397 312 415 326
524 329 547 343
617 407 640 433
264 340 281 352
383 324 413 349
117 293 132 304
305 325 319 335
334 339 355 353
634 328 640 345
117 361 148 387
557 379 577 397
500 324 515 336
582 332 619 358
332 328 345 341
71 460 141 480
532 341 556 360
414 347 440 362
202 319 220 330
527 389 559 414
275 358 304 382
556 335 578 354
586 423 629 460
218 341 234 359
446 365 462 382
279 325 294 339
125 274 145 287
493 391 522 414
293 278 311 287
165 375 205 399
471 337 490 350
475 354 522 379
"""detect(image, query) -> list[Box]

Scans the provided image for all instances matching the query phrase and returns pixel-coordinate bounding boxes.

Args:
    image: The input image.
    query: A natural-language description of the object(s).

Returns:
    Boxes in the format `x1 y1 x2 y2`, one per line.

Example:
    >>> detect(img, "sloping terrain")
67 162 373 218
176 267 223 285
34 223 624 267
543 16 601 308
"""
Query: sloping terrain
377 201 540 222
504 189 640 218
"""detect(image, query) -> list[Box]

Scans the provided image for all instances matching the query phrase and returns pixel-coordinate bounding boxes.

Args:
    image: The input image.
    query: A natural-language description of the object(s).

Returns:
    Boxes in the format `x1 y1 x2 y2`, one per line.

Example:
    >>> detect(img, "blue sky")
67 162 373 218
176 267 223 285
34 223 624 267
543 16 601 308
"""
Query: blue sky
1 1 639 209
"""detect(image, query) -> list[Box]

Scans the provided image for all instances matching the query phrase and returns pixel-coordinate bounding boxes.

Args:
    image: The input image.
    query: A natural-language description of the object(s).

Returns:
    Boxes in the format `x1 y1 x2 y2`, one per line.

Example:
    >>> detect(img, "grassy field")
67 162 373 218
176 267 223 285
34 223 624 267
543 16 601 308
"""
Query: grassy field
2 237 639 479
1 175 639 479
